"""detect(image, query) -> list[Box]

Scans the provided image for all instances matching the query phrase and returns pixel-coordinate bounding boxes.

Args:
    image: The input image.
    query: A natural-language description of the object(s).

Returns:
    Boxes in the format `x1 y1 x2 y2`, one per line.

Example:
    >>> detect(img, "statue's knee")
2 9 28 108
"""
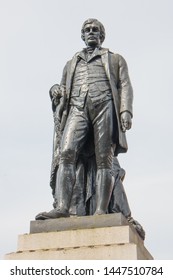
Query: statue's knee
96 153 113 169
60 149 76 164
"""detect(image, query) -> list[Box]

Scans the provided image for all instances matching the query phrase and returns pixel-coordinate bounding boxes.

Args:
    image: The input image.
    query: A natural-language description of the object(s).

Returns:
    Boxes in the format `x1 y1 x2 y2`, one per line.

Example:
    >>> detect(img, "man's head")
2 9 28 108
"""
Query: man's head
81 18 105 47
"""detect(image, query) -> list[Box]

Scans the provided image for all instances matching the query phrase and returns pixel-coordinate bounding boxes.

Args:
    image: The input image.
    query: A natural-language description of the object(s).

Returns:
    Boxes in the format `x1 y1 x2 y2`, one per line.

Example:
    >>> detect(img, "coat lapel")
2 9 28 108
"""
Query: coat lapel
101 48 111 81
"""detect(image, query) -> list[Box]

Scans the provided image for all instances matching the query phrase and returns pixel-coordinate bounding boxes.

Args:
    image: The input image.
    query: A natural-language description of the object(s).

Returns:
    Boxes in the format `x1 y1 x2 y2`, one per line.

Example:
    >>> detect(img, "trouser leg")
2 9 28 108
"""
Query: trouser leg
92 100 116 214
54 106 89 212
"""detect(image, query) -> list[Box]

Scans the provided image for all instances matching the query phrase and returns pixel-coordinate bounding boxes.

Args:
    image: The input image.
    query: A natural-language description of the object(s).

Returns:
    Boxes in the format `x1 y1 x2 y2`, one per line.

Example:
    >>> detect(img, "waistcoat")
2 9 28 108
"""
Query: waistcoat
70 51 112 108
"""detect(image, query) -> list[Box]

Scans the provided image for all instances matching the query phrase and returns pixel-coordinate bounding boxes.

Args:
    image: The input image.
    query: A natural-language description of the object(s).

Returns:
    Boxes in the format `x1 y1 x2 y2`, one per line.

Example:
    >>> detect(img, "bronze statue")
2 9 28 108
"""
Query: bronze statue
35 19 145 240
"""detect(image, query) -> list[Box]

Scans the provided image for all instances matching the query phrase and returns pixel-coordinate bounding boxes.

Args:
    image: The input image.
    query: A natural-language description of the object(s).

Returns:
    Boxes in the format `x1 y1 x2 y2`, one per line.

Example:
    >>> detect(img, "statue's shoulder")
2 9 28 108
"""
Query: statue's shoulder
102 48 123 60
107 50 122 59
72 51 81 60
65 51 81 65
62 51 82 73
107 50 127 65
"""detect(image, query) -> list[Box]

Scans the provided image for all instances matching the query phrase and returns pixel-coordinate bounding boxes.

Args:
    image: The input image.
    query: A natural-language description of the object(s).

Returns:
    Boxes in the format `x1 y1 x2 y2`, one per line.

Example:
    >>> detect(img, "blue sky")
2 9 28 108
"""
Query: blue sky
0 0 173 259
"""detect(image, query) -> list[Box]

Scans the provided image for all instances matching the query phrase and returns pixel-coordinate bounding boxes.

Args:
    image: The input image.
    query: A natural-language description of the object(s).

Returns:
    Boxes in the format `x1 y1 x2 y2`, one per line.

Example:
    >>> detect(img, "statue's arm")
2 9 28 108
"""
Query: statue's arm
49 63 68 112
118 55 133 132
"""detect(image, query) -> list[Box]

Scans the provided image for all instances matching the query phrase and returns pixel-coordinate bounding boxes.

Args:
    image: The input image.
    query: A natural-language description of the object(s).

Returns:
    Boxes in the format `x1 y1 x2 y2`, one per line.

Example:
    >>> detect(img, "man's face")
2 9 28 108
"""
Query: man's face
83 22 101 47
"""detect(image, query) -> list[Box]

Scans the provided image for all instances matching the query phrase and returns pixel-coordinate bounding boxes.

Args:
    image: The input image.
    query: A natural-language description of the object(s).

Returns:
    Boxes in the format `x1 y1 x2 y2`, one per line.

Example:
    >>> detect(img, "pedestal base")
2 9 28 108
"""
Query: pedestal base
4 213 153 260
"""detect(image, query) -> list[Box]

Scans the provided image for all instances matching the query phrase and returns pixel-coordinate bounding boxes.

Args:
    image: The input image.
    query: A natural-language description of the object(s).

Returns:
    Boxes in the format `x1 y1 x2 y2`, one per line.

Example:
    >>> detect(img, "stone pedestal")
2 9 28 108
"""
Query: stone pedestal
4 213 153 260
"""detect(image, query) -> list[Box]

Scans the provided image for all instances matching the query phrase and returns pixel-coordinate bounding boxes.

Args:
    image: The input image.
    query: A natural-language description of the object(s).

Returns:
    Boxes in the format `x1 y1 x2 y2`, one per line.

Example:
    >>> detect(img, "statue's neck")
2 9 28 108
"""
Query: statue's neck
86 46 96 54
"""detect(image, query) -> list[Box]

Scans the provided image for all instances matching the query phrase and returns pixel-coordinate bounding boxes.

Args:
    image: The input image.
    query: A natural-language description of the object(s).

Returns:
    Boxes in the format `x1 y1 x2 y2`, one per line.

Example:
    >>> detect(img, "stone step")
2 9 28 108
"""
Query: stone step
18 225 142 251
5 242 153 260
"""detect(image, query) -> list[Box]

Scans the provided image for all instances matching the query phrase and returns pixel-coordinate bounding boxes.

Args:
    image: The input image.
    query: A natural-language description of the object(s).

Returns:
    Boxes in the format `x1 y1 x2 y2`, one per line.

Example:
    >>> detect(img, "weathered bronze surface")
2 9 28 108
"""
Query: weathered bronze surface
35 19 145 240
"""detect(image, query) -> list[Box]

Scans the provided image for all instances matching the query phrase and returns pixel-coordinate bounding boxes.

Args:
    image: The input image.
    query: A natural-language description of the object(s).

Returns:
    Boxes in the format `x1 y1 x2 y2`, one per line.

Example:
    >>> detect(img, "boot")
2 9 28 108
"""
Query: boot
35 163 75 220
94 169 114 215
54 163 75 212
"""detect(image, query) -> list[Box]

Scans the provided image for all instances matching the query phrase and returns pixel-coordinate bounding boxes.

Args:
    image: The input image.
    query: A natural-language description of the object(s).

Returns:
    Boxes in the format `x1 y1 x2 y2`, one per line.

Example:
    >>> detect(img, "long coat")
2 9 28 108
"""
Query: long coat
60 48 133 155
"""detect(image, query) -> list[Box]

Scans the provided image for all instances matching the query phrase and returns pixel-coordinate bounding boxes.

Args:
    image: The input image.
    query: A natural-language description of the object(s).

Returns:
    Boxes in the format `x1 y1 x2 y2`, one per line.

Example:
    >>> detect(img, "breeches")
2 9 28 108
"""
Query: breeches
60 98 116 169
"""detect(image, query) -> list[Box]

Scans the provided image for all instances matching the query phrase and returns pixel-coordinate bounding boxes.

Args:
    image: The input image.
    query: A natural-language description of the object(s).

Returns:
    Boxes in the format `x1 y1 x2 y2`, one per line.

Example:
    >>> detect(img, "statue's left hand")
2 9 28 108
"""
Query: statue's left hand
49 84 62 100
120 111 132 132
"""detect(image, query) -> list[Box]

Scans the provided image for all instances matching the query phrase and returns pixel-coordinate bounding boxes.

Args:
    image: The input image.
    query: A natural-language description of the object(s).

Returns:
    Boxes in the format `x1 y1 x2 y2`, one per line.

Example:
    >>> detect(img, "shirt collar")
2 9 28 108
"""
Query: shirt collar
77 47 102 61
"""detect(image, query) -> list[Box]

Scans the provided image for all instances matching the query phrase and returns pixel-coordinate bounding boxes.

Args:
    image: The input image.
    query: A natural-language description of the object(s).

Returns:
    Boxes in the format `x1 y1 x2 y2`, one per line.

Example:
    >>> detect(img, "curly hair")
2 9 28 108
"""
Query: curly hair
81 18 105 44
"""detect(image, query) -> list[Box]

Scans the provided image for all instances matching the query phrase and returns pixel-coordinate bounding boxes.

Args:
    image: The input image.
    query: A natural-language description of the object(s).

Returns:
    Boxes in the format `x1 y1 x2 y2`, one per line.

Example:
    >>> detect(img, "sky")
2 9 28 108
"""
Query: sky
0 0 173 260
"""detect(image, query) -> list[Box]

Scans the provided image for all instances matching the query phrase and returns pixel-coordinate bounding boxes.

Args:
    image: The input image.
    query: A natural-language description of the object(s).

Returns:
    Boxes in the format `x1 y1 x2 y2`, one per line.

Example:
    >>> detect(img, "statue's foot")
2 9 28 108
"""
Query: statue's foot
35 209 70 220
94 210 106 215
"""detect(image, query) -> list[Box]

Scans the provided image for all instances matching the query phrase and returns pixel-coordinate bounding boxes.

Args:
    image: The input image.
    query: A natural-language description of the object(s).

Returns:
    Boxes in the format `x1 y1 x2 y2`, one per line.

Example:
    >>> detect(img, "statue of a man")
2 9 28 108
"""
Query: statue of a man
36 18 133 220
